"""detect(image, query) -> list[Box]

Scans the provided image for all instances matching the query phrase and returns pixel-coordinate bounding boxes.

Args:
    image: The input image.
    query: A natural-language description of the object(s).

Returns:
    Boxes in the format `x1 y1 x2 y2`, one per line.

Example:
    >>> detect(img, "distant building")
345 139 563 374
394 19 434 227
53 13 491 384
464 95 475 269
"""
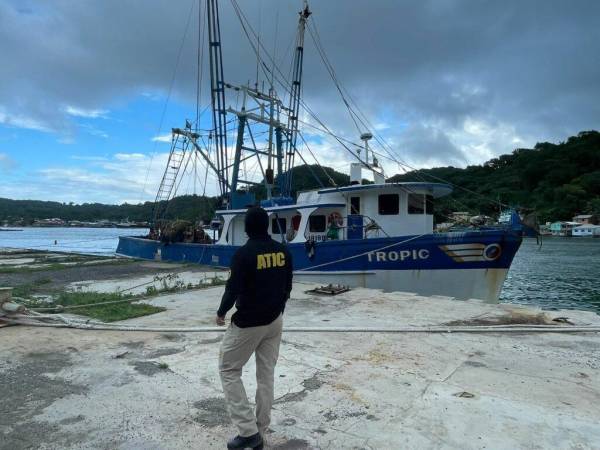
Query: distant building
549 221 579 236
538 224 551 235
450 211 471 223
572 224 600 237
572 214 598 225
33 218 66 227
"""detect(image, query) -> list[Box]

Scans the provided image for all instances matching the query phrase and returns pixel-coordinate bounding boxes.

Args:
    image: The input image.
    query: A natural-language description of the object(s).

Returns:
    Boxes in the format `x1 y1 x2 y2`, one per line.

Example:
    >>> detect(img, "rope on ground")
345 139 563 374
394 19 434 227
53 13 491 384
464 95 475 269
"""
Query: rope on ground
3 315 599 333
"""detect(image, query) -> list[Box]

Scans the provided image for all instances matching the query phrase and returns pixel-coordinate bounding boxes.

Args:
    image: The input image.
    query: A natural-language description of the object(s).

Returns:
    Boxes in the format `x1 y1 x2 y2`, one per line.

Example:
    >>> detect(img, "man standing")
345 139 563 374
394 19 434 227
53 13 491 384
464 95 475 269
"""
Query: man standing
216 207 293 450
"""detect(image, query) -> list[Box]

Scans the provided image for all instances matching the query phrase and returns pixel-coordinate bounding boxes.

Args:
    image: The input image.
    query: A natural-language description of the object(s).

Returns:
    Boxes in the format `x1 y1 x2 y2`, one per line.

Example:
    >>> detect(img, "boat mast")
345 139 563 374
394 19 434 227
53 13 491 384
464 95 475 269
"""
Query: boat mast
206 0 228 199
204 0 311 208
282 1 311 196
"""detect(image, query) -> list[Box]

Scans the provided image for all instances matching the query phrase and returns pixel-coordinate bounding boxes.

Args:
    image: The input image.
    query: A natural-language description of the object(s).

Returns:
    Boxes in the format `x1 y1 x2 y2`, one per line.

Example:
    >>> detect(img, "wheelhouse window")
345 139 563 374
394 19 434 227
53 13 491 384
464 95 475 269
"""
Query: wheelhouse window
309 215 326 232
378 194 399 215
271 218 287 234
350 196 360 215
426 195 434 215
408 193 432 214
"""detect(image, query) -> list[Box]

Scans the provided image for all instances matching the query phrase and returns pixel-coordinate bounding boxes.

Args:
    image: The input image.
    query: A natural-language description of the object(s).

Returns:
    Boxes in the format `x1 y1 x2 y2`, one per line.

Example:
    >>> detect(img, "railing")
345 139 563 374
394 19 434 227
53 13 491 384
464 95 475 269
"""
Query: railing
303 214 389 242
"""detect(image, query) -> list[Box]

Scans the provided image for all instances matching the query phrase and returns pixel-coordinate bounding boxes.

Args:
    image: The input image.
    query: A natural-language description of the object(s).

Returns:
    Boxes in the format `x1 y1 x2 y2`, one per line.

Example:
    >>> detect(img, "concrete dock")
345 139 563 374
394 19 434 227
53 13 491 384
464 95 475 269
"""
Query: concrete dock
1 275 600 449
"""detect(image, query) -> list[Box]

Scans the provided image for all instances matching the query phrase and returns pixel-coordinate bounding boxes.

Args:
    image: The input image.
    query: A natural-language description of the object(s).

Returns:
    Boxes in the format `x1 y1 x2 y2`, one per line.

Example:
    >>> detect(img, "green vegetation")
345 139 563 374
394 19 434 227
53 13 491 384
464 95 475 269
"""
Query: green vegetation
0 195 219 225
0 258 132 274
52 291 166 322
2 131 598 224
389 130 600 222
10 277 52 298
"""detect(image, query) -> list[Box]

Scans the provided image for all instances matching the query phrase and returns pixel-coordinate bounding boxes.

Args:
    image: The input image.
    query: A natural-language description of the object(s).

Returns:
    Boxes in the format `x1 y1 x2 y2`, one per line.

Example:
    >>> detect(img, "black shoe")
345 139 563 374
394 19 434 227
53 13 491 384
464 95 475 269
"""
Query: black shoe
226 432 263 450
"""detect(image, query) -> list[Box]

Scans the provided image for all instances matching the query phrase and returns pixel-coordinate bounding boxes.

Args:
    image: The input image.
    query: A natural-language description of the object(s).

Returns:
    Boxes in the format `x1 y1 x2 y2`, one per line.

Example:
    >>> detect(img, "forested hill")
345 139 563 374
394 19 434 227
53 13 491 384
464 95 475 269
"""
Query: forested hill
389 130 600 222
0 196 219 225
2 130 599 224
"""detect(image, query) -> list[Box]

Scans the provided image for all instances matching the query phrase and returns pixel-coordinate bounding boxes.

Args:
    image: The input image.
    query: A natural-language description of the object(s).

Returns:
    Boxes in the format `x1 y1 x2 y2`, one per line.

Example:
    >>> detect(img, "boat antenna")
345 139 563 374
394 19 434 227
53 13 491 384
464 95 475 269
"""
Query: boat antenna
360 132 373 165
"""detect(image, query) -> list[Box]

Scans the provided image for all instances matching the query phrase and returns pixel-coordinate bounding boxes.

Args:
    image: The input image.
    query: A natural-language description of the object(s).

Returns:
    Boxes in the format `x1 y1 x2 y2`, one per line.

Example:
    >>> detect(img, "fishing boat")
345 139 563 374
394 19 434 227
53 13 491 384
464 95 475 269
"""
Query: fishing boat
117 0 523 301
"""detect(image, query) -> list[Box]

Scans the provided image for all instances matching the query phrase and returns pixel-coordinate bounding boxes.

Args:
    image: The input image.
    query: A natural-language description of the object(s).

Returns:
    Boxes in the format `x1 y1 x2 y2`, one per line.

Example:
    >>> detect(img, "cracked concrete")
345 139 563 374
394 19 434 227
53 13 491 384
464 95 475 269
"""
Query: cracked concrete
1 282 600 449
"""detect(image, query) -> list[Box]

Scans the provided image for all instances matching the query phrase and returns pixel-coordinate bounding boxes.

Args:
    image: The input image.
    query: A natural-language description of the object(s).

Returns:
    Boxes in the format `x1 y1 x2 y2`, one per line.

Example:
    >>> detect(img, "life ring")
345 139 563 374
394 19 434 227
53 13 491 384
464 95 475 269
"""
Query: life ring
328 212 343 227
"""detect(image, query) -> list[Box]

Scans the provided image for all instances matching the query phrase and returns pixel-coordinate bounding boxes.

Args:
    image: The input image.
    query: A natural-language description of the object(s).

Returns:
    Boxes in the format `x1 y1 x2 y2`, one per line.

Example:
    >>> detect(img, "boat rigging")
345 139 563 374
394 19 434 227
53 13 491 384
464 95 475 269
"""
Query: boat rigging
119 0 525 303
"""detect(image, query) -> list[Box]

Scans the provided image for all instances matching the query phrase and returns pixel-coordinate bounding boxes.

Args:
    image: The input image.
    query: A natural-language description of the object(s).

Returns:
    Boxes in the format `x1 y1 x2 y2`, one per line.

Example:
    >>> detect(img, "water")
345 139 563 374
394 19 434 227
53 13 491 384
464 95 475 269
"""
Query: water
2 228 599 313
501 237 600 314
0 227 148 256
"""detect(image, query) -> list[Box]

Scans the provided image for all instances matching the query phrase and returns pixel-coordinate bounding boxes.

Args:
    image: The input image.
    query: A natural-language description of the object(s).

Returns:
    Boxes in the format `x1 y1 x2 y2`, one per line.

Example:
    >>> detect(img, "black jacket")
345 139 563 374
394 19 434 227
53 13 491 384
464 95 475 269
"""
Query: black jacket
217 236 293 328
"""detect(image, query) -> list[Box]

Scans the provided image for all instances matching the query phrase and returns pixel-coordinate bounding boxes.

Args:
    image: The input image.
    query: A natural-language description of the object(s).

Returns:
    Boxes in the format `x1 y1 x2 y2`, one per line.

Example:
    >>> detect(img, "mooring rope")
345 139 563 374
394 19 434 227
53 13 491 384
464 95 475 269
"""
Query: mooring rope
3 315 599 334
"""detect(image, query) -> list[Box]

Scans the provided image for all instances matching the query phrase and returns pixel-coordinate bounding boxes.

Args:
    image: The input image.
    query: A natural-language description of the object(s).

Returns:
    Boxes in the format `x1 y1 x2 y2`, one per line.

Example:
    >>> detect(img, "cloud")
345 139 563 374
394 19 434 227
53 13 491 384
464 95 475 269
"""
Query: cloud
64 106 109 119
0 151 223 204
151 134 172 143
0 106 54 132
0 0 599 172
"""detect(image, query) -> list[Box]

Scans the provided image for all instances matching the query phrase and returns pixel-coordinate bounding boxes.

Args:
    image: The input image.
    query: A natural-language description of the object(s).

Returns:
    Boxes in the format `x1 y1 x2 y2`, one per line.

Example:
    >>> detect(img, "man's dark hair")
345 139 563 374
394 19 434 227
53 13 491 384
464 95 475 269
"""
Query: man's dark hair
245 207 269 239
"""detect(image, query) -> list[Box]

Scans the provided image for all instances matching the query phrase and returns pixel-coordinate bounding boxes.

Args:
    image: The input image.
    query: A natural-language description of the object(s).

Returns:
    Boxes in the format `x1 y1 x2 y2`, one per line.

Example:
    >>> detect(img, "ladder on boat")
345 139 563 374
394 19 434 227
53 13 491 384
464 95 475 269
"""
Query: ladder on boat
151 131 193 224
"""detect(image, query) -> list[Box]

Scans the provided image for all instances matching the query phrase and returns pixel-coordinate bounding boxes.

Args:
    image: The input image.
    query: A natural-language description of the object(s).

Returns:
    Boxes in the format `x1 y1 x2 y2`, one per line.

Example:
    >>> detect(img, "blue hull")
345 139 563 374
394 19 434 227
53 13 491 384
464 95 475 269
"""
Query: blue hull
117 230 521 300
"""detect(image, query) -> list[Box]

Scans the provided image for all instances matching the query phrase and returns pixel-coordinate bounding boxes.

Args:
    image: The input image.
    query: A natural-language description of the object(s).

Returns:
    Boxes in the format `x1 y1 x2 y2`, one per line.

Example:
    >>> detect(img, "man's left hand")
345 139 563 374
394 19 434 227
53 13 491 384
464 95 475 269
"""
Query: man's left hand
216 315 226 326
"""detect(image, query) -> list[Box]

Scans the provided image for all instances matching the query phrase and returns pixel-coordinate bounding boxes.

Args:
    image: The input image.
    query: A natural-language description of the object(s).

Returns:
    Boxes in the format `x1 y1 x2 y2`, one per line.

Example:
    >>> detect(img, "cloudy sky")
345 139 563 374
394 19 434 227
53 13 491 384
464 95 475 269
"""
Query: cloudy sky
1 0 599 204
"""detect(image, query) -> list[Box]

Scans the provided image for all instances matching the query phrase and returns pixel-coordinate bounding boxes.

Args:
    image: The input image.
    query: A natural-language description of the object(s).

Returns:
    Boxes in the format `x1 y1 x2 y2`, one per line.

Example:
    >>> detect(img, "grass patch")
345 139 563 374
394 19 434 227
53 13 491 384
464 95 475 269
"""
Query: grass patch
7 277 53 298
0 258 133 274
144 273 227 296
54 291 166 322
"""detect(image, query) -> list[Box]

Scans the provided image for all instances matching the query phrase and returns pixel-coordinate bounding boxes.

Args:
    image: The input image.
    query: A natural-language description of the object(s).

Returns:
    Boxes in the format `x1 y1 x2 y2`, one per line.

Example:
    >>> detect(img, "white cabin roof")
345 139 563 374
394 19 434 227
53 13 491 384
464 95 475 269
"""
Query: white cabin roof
216 202 345 216
316 182 453 198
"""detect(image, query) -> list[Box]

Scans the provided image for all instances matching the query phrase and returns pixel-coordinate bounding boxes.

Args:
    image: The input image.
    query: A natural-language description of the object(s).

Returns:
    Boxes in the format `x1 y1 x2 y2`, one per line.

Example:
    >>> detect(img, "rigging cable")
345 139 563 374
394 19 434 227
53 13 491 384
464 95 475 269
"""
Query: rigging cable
229 1 506 211
297 131 336 187
195 0 206 131
308 16 510 208
140 0 197 204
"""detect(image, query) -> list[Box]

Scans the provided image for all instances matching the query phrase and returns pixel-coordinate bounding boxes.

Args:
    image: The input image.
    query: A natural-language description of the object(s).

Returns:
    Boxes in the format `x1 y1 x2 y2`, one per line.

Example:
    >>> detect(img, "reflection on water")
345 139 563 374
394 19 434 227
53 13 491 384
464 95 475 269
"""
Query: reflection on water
501 237 600 314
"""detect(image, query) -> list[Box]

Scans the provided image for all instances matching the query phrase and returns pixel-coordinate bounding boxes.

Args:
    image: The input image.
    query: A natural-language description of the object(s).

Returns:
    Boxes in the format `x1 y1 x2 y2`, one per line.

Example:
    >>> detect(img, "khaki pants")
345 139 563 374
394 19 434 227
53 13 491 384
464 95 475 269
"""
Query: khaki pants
219 315 283 437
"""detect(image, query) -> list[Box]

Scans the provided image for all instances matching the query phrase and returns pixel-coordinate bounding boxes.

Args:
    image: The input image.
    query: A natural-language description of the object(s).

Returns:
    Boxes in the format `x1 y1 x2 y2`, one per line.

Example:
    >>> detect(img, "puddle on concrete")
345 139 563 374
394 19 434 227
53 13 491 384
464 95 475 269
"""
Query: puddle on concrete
193 397 231 427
